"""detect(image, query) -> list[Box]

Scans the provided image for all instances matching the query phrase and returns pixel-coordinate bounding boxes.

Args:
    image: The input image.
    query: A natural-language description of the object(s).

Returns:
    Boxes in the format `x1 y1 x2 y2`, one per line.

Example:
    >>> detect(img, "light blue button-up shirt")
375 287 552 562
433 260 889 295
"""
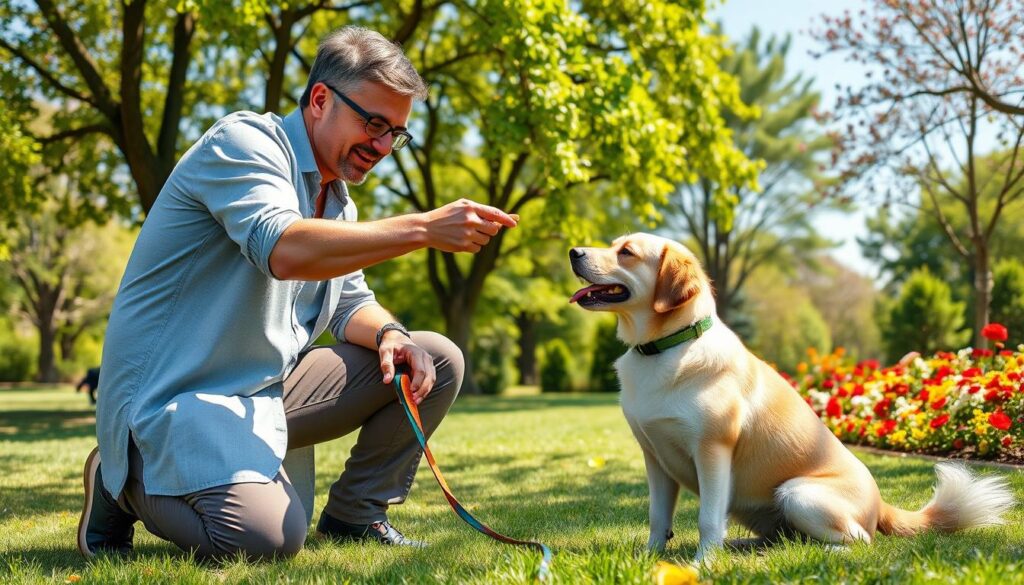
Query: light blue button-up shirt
97 109 379 498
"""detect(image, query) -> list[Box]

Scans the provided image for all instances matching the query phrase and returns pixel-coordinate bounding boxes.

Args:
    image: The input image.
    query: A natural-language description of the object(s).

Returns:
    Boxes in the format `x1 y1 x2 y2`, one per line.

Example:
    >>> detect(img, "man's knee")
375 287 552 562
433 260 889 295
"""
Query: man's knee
410 331 464 397
212 510 307 560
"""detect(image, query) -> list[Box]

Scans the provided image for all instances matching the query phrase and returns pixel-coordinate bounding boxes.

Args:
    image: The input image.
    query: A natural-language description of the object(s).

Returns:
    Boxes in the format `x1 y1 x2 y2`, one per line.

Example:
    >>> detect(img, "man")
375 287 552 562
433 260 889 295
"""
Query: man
76 366 101 405
79 26 517 560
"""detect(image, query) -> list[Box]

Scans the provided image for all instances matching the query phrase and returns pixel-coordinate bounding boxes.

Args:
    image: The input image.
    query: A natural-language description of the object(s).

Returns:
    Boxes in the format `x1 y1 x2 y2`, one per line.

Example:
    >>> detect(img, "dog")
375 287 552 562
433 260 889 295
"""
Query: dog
569 233 1013 562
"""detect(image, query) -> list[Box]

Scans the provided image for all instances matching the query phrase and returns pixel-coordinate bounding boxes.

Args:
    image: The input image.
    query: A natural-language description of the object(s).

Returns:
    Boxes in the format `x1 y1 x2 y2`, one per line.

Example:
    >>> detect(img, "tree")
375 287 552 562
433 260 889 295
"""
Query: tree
2 204 134 382
0 1 436 216
814 0 1024 346
884 268 970 362
370 1 757 391
666 28 834 323
4 2 758 393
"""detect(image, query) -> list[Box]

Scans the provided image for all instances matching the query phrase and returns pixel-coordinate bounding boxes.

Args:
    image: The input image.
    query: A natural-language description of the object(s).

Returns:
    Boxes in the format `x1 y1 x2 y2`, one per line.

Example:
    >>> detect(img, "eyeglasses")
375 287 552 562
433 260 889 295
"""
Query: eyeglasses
322 82 413 151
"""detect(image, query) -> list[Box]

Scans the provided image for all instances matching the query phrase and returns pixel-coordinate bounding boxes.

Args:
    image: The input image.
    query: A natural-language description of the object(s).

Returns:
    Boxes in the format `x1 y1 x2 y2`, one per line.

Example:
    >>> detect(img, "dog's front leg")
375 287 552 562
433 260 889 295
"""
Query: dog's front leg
694 443 732 563
642 449 680 552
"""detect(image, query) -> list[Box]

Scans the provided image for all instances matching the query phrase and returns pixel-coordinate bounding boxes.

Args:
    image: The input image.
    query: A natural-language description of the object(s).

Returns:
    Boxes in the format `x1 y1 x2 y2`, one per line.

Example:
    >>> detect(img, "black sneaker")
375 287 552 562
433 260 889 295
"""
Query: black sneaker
77 447 136 558
317 511 426 547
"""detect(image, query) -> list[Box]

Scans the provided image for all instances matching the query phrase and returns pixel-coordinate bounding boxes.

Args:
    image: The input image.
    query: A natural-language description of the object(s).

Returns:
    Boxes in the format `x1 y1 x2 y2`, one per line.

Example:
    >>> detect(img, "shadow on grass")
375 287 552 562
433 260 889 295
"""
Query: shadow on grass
0 409 96 443
452 393 620 414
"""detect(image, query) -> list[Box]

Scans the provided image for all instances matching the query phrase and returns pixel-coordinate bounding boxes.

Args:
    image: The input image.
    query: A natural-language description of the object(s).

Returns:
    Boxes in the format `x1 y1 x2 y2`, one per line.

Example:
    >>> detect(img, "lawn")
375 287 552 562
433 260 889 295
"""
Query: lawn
1 386 1023 584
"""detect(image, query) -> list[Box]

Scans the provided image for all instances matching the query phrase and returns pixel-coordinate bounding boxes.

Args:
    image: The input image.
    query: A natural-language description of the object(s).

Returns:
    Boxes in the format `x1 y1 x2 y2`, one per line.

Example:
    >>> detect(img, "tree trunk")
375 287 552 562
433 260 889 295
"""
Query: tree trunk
444 293 480 394
973 243 992 348
515 311 538 385
36 320 59 383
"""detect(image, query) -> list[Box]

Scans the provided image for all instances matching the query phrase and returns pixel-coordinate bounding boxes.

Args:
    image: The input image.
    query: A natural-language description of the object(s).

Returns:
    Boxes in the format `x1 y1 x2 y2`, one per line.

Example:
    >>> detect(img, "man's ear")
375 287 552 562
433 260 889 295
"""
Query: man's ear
652 245 703 313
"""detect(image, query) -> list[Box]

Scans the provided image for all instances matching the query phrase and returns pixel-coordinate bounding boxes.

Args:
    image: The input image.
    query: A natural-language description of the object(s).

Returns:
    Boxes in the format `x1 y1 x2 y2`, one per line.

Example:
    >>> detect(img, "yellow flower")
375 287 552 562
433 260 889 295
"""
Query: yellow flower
587 457 606 469
912 428 927 441
654 561 700 585
889 430 907 445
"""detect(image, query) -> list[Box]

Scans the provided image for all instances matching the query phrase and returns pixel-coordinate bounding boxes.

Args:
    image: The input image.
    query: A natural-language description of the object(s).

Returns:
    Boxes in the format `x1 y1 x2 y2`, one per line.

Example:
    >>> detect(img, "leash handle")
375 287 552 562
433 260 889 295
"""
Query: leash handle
393 373 552 581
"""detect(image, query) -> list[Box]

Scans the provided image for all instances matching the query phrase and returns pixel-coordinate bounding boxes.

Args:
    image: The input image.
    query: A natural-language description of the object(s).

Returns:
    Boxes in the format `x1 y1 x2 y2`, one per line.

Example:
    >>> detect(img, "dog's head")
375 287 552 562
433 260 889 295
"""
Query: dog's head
568 233 713 342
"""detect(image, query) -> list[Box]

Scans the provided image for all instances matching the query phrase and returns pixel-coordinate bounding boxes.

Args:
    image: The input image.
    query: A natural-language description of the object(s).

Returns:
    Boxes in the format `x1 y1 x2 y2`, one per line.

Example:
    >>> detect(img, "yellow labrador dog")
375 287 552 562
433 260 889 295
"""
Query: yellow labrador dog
569 233 1013 561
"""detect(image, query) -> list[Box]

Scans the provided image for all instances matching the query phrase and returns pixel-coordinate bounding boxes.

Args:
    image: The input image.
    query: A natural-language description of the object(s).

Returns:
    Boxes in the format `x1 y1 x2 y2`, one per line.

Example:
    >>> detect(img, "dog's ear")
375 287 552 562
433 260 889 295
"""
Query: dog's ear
652 245 703 313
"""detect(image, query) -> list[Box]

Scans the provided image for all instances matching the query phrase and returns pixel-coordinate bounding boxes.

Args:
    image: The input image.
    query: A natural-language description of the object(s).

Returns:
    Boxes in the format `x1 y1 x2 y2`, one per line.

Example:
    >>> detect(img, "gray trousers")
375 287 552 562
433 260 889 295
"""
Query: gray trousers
118 331 463 559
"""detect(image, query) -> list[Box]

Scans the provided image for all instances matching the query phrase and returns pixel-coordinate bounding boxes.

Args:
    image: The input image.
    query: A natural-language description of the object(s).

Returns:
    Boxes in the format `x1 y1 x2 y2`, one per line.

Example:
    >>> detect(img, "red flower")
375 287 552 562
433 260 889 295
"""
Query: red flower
962 368 982 378
930 414 950 429
930 397 947 410
989 411 1012 431
826 396 842 418
953 439 965 450
981 323 1008 342
1002 436 1013 448
917 389 930 402
876 419 898 437
873 398 892 418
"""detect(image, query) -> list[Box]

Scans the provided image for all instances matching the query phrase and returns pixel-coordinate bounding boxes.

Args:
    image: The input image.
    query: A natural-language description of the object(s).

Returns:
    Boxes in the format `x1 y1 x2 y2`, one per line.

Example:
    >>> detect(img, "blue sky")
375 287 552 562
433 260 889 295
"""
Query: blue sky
711 0 876 275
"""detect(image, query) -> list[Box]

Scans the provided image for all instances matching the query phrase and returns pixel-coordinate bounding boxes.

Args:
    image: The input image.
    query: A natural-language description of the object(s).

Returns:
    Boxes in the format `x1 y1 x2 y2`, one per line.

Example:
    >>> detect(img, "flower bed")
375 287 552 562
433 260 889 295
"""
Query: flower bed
787 324 1024 462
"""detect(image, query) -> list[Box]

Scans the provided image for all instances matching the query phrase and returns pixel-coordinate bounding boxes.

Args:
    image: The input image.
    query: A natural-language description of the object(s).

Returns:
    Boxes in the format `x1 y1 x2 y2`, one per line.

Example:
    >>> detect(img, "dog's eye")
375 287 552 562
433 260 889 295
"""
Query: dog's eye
618 247 634 257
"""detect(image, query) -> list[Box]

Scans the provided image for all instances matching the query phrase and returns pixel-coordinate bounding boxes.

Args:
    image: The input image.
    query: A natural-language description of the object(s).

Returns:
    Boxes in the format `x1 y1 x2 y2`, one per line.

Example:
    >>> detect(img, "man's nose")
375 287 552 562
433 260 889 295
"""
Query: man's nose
372 133 394 155
569 247 585 260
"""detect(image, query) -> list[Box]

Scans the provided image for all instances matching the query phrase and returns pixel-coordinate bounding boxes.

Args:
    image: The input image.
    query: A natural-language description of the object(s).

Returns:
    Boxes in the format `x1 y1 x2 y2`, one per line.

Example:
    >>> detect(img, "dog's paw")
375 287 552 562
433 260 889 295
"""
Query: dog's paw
647 529 674 553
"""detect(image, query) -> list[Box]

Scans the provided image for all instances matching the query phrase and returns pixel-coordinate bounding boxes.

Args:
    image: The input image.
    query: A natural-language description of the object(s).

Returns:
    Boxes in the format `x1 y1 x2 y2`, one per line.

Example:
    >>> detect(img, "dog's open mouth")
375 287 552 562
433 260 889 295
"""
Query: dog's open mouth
569 283 630 306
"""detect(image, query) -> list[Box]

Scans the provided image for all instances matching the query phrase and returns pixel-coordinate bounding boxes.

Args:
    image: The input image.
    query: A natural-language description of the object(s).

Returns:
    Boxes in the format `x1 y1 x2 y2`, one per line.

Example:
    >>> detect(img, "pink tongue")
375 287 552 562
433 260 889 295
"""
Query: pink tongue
570 284 608 304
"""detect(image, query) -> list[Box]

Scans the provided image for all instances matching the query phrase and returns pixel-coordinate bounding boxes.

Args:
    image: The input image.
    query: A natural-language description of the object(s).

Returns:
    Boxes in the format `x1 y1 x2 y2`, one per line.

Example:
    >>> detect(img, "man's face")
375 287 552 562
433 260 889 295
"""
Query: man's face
306 80 414 185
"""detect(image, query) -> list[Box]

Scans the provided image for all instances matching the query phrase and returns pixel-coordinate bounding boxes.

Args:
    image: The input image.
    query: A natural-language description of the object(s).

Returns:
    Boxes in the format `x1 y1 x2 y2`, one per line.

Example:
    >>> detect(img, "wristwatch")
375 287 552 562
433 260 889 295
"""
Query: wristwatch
375 322 411 347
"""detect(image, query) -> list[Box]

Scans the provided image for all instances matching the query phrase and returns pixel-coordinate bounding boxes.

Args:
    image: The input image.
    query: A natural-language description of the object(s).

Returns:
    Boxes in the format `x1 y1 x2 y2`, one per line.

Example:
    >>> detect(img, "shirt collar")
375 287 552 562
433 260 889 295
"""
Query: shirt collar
283 109 320 177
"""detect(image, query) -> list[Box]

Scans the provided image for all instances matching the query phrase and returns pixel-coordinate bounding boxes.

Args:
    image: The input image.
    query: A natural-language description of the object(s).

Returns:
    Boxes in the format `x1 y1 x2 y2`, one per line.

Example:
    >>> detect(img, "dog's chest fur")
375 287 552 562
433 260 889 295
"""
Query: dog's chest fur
617 330 739 493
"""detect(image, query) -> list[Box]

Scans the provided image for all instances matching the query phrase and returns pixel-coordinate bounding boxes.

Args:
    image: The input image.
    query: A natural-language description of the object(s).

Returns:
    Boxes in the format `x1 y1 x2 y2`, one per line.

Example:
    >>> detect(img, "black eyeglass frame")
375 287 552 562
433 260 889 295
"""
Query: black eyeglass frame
321 82 413 151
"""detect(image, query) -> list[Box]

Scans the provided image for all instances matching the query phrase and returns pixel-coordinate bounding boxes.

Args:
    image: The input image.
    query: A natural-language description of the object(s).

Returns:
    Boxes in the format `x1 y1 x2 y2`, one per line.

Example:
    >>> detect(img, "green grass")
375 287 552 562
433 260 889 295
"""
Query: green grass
1 386 1023 584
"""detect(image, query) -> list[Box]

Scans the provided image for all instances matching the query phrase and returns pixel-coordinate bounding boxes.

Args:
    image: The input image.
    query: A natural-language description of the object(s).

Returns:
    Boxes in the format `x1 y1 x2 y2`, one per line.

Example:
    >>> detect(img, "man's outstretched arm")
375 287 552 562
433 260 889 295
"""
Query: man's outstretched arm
269 199 517 281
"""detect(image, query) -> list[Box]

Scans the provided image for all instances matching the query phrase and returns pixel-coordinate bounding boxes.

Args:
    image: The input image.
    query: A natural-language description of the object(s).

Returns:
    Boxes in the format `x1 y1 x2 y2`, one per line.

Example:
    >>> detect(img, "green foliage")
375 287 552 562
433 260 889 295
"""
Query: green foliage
992 259 1024 347
540 338 573 393
0 318 34 382
884 268 970 363
471 333 515 395
589 318 625 392
745 267 832 372
0 105 40 226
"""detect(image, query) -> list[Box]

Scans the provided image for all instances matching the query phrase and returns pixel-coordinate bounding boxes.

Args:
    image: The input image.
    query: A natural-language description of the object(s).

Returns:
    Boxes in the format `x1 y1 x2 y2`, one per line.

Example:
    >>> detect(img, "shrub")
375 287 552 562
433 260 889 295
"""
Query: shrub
473 334 514 395
589 319 625 392
540 339 573 393
992 259 1024 347
884 267 969 363
0 334 35 382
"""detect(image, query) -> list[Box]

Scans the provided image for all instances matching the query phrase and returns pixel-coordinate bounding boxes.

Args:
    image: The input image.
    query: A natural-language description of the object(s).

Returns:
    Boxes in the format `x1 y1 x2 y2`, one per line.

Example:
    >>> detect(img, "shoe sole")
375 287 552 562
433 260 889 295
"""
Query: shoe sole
77 448 100 559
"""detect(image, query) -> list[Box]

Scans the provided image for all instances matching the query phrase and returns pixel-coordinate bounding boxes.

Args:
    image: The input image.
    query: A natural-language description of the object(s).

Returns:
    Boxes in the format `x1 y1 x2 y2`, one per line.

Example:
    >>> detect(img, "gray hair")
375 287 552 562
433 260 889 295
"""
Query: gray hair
299 26 428 108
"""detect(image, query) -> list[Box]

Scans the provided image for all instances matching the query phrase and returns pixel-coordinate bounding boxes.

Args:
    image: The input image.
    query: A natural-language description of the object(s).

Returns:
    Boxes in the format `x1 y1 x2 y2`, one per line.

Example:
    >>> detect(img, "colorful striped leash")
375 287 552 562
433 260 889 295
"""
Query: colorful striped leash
393 373 553 581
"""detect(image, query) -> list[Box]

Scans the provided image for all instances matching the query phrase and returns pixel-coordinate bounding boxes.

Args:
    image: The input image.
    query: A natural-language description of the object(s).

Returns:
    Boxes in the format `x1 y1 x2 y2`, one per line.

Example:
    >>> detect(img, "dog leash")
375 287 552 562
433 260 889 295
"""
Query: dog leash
392 373 553 581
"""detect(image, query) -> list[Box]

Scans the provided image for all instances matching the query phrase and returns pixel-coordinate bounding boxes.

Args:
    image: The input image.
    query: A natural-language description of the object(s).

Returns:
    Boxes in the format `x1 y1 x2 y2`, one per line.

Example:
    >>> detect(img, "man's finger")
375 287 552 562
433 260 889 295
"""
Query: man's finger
476 220 501 237
471 203 517 228
380 348 395 383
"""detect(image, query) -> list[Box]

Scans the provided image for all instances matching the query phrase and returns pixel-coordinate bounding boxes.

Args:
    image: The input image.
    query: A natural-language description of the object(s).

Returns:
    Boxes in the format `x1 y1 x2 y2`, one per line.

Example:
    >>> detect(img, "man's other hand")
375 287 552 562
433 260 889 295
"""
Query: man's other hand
379 332 436 405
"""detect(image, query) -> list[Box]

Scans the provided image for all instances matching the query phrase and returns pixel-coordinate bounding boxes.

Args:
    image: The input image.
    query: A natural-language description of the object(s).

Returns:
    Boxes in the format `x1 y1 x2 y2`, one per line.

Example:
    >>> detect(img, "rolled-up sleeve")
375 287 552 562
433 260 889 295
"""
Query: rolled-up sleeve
328 271 379 342
183 117 303 278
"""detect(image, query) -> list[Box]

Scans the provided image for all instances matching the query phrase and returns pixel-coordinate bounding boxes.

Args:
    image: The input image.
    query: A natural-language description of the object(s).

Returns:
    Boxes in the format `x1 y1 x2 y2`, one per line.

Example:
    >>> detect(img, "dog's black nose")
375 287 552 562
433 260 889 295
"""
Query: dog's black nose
569 247 585 260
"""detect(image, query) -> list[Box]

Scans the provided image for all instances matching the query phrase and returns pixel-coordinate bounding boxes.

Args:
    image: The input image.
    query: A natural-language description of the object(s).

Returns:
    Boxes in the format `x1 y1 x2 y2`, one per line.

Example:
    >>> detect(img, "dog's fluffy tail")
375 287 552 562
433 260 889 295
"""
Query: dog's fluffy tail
878 462 1014 536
